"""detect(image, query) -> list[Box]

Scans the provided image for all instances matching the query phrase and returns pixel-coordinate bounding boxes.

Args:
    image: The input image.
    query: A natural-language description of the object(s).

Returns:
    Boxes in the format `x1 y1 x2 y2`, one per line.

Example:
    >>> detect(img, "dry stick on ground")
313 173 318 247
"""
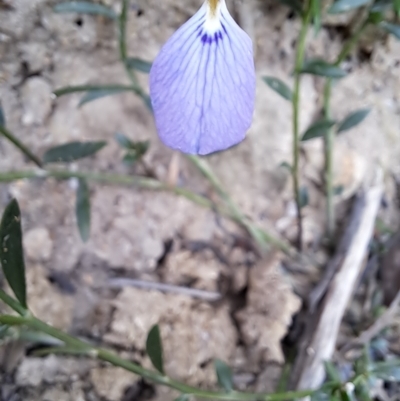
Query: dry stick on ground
290 172 383 390
340 290 400 355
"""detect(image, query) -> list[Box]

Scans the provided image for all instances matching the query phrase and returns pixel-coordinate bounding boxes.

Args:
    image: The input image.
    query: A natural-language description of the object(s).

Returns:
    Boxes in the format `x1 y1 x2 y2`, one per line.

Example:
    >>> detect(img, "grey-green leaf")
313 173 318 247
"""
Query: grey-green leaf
380 21 400 39
43 141 106 163
0 199 27 308
277 0 303 14
146 324 164 374
76 179 90 242
54 84 136 97
174 396 190 401
280 161 293 172
312 0 322 34
328 0 370 14
115 133 133 149
300 59 347 78
126 57 152 73
323 361 341 383
140 93 153 112
334 185 344 196
337 108 370 133
54 1 117 19
78 88 130 107
214 359 233 392
0 106 5 127
301 119 336 141
371 0 392 12
299 186 309 208
372 360 400 381
263 76 293 101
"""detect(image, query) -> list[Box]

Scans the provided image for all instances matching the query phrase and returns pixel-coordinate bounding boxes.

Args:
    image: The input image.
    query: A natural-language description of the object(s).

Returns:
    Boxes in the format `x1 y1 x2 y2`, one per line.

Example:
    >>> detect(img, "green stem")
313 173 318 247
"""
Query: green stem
0 313 316 400
0 168 292 255
187 156 294 255
0 289 29 316
323 20 369 238
119 0 141 90
0 126 42 168
0 169 212 209
292 2 313 251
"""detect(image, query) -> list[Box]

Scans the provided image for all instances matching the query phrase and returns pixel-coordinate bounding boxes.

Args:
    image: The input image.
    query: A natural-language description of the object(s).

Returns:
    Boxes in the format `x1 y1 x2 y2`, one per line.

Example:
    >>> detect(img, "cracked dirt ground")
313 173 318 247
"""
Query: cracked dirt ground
1 0 400 400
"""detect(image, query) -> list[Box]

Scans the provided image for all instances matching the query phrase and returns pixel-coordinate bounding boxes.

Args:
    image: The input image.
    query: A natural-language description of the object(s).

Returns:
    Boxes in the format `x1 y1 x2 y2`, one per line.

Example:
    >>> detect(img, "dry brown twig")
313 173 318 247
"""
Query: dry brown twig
340 290 400 355
290 170 384 391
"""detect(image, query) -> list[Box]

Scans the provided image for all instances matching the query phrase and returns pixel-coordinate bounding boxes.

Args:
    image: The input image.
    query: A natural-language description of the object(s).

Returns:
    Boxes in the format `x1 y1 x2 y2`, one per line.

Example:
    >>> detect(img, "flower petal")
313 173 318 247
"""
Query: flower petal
150 0 256 155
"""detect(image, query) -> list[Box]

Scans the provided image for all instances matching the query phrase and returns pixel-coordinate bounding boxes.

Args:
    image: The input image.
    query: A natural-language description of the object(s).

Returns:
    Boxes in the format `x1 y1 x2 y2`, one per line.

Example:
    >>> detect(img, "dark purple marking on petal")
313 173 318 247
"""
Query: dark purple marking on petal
221 22 227 34
201 30 224 45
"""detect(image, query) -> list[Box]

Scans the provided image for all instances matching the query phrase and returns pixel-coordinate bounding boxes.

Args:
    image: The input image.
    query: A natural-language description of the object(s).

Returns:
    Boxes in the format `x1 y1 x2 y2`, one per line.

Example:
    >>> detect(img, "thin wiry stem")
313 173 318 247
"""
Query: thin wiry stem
0 168 293 255
0 125 42 168
0 291 318 400
323 20 369 239
292 2 313 250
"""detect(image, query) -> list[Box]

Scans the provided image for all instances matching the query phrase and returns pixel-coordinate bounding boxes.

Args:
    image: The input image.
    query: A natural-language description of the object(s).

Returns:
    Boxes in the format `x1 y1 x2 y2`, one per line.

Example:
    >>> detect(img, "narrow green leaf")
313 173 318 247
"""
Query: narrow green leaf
380 21 400 39
78 88 131 107
115 133 150 155
394 0 400 16
115 133 133 149
340 389 356 401
174 395 190 401
214 359 233 392
301 119 336 141
337 108 370 133
0 199 27 308
299 186 309 208
372 359 400 381
122 153 139 164
277 0 303 14
126 57 152 73
333 185 344 196
76 179 90 242
0 325 10 340
312 0 322 34
279 161 293 172
140 93 153 112
300 59 347 78
355 380 372 401
43 141 106 163
54 84 137 97
370 0 391 12
53 1 117 19
323 361 341 383
0 107 5 127
328 0 370 14
263 76 293 101
146 324 164 374
367 11 384 24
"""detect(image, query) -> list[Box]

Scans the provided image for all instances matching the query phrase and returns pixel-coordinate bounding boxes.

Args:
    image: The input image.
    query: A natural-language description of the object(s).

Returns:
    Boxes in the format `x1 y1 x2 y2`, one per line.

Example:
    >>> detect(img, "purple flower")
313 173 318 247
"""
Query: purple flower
149 0 256 155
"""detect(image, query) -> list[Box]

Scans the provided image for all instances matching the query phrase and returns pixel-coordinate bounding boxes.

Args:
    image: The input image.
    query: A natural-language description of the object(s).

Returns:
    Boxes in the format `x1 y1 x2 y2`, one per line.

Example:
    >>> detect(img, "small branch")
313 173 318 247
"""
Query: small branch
0 126 43 168
291 173 383 390
292 1 313 250
107 278 222 301
340 290 400 354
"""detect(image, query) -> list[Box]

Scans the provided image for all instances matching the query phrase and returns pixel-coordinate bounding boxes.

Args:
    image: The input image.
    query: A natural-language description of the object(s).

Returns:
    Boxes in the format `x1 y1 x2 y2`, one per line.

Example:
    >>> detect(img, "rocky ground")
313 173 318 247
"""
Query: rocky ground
0 0 400 400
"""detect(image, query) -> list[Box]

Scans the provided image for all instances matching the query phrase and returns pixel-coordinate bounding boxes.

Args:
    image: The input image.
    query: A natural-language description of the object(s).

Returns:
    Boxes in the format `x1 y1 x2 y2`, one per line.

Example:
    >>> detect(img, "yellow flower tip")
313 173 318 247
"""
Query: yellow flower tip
208 0 219 17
